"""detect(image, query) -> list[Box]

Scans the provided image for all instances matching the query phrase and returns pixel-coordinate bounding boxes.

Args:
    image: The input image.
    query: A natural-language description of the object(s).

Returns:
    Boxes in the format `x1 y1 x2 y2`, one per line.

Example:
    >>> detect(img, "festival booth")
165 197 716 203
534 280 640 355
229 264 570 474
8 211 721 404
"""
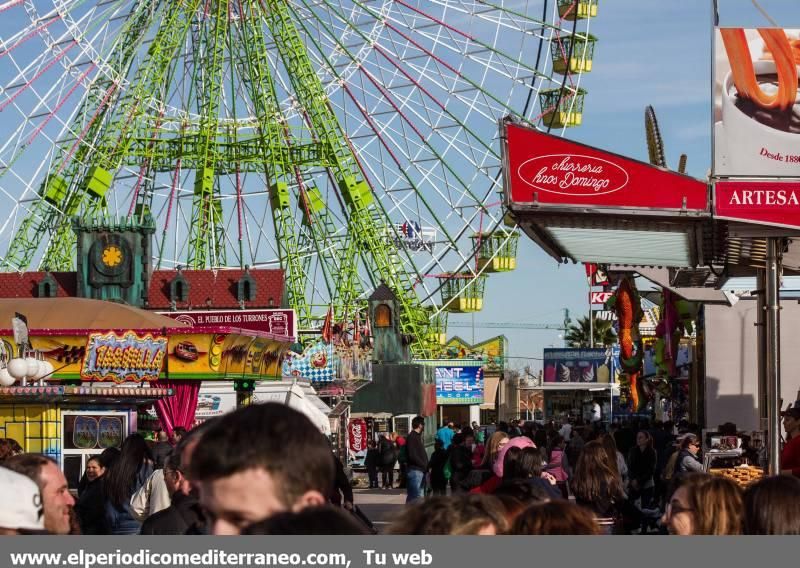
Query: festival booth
503 118 716 420
540 347 620 423
502 106 800 473
415 358 484 427
281 323 374 453
0 297 293 488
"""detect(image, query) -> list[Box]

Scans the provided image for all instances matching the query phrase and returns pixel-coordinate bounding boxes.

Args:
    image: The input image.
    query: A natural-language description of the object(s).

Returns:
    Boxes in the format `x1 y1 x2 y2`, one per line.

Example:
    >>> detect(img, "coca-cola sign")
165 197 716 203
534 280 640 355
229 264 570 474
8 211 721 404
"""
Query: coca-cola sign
517 154 629 196
348 418 368 453
504 122 709 211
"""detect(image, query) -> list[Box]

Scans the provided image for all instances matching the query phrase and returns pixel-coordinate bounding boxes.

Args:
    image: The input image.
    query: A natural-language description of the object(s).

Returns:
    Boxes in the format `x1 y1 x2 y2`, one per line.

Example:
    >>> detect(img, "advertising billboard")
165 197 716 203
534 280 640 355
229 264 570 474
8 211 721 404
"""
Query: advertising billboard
713 27 800 178
543 347 618 384
503 122 708 211
435 364 484 405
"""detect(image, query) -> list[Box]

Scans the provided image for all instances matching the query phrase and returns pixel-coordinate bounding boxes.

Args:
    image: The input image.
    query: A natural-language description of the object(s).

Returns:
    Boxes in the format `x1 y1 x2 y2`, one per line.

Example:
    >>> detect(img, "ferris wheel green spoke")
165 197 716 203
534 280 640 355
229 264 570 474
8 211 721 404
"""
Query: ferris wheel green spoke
261 0 414 326
237 10 311 248
294 0 492 256
186 0 227 269
235 2 317 323
226 9 245 268
290 0 438 312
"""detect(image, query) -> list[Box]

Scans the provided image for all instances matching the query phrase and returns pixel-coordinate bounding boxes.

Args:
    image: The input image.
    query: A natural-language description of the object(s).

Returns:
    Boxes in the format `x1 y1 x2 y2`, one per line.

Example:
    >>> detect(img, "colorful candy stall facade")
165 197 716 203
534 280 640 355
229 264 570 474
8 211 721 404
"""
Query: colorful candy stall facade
0 325 292 488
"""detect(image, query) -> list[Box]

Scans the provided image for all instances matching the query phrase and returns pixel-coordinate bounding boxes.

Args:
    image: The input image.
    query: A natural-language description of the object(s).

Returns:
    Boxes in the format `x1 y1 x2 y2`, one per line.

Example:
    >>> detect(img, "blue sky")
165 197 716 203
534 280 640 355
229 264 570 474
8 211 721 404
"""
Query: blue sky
480 0 797 371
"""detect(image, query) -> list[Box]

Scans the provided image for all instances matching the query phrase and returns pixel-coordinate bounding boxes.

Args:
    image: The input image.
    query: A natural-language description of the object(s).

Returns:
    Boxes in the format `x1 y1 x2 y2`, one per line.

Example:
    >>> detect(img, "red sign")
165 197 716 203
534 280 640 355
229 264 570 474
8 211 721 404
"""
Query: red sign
590 291 613 305
585 263 609 286
348 418 368 453
715 181 800 230
157 309 296 339
505 122 709 211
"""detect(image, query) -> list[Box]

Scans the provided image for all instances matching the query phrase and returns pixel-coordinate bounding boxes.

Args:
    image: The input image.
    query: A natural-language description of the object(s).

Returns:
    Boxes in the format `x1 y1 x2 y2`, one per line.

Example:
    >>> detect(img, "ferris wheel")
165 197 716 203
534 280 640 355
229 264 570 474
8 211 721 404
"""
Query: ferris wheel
0 0 598 356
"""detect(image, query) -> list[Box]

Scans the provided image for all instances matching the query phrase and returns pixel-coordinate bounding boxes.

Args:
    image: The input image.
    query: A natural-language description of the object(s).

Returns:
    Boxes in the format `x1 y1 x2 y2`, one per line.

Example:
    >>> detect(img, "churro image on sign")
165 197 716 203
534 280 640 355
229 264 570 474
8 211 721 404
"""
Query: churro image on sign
714 28 800 177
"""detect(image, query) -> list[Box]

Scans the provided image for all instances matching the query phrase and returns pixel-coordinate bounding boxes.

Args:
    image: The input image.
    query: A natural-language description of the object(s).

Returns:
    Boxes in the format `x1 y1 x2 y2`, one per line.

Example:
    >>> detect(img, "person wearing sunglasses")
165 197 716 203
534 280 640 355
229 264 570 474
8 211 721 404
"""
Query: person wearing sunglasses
675 433 704 474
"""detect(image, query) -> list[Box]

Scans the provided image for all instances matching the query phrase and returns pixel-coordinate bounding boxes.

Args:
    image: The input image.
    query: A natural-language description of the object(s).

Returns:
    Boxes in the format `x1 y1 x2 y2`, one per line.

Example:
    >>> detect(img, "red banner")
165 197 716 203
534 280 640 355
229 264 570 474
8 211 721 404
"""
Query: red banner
348 418 368 453
715 181 800 230
505 122 709 211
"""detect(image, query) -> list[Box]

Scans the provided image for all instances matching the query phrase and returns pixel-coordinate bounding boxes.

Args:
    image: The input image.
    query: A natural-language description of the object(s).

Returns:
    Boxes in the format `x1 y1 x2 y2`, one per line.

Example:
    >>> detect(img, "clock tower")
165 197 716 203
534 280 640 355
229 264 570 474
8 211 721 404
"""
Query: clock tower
72 215 155 307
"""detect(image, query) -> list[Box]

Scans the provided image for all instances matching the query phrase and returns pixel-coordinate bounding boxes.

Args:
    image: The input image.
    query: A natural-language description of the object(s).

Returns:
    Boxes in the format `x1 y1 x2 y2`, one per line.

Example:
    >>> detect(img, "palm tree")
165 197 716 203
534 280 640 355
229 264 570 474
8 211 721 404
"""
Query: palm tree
564 316 617 348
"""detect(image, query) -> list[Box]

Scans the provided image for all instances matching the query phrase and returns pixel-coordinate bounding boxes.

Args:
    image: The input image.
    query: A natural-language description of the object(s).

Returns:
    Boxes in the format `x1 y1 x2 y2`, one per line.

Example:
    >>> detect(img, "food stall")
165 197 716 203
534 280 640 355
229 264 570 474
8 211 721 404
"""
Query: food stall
701 428 766 487
0 297 293 487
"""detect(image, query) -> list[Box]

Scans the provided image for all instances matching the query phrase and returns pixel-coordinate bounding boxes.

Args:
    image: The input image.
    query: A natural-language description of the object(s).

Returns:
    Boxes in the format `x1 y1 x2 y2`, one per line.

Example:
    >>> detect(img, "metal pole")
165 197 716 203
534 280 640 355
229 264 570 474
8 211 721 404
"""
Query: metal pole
589 282 594 348
765 237 782 476
756 269 768 433
609 385 614 425
471 313 475 345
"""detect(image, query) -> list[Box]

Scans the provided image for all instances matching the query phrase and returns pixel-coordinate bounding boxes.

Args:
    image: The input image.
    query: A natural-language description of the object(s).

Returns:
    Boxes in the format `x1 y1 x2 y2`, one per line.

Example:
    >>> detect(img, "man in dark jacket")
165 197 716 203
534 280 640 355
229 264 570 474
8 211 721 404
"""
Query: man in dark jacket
447 434 473 494
378 435 396 489
140 450 205 535
405 416 428 503
364 441 380 489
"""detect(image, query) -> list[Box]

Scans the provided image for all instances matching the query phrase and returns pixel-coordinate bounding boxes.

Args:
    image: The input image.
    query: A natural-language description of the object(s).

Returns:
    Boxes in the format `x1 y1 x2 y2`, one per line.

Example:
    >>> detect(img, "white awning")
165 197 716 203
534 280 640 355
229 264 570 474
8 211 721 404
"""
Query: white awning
194 380 331 436
252 381 332 436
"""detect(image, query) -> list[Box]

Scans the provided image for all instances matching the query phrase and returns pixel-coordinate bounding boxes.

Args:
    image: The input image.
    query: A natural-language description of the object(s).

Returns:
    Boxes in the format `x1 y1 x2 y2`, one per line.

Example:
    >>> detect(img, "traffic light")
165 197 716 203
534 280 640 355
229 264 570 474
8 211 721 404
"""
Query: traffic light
233 379 255 393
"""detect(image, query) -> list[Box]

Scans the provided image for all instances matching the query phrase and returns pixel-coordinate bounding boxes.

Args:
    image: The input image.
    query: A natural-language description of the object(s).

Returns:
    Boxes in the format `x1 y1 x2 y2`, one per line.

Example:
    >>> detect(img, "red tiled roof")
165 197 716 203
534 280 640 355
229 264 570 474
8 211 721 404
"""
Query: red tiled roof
0 268 285 310
146 269 285 309
0 271 76 298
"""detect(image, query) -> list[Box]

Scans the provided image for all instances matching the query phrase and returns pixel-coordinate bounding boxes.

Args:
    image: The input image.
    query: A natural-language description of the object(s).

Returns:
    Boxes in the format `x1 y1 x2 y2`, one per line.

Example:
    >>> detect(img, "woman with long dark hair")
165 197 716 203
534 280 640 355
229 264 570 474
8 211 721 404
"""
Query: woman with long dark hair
570 440 630 533
103 433 153 535
599 433 627 490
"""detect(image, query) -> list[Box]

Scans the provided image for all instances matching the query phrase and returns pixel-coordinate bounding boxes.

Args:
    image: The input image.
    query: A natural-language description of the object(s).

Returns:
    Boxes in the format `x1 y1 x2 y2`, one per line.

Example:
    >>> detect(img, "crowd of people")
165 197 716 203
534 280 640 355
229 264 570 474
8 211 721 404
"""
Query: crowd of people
0 401 798 535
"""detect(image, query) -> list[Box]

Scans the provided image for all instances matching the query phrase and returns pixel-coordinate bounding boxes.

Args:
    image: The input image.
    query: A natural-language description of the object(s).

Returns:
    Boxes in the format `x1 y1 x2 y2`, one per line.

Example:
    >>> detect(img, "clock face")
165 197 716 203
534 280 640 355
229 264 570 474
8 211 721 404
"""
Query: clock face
101 245 123 268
